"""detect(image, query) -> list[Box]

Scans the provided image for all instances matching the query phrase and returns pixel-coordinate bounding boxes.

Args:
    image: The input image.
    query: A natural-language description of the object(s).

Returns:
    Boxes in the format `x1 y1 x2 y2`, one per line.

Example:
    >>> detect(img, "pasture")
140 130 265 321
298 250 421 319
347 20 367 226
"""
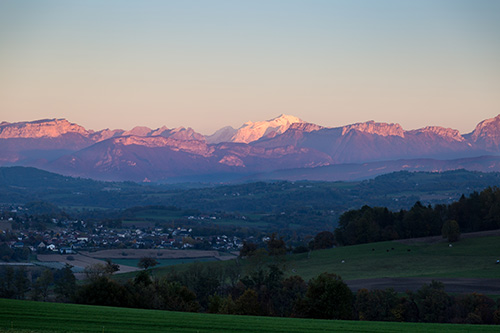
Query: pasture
282 235 500 281
0 298 497 333
136 234 500 283
111 257 216 268
110 233 500 295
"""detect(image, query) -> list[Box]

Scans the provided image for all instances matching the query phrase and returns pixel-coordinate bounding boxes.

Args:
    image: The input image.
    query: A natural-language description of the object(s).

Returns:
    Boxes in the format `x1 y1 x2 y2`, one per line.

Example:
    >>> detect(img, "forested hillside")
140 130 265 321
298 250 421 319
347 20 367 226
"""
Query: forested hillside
3 167 500 214
335 186 500 245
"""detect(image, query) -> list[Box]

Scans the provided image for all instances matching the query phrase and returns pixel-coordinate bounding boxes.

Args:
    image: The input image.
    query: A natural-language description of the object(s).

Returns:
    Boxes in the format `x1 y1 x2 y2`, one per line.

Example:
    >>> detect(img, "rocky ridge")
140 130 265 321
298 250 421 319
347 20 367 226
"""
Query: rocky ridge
1 114 500 182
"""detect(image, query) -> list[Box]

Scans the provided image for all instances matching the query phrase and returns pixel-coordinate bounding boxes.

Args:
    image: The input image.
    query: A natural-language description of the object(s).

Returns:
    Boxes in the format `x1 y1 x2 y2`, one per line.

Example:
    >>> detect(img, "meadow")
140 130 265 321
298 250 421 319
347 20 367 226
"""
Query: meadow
110 233 500 298
111 257 216 268
0 298 497 333
128 234 500 282
282 235 500 281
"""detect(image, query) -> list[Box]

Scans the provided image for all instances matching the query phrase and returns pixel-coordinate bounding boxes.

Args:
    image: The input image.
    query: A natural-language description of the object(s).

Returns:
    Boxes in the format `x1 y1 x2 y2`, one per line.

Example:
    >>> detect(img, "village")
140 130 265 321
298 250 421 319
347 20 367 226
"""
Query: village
0 205 247 262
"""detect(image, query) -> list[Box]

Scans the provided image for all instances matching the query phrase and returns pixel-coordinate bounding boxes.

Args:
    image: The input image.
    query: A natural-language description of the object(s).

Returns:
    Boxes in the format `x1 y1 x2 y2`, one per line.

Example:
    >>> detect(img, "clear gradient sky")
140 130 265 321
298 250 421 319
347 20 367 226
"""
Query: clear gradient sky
1 0 499 134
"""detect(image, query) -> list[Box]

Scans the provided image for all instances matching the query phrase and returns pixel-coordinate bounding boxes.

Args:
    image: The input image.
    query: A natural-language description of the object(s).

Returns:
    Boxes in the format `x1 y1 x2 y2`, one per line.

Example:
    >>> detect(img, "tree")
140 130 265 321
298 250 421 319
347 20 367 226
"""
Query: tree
157 280 199 312
267 233 286 256
14 267 30 299
138 257 158 270
84 263 115 281
277 275 307 317
0 266 15 298
75 277 131 307
453 293 496 324
311 231 335 250
176 262 222 309
224 260 242 288
392 293 419 322
105 259 120 274
54 264 77 302
33 269 54 301
298 272 353 319
235 289 261 315
415 281 452 323
0 244 15 262
246 248 268 272
442 220 460 242
133 269 153 286
207 294 224 314
214 295 236 314
355 288 398 321
239 241 258 258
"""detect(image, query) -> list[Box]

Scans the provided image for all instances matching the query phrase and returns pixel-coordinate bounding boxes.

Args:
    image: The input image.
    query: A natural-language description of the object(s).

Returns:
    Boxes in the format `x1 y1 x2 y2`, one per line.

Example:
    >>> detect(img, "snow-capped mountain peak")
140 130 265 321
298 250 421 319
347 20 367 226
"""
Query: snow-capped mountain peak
229 114 305 143
468 114 500 149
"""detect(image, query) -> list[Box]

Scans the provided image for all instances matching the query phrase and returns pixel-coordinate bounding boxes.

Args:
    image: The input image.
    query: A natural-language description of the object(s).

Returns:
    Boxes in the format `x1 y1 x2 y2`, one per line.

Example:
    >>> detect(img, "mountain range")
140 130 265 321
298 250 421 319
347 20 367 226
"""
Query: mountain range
1 114 500 182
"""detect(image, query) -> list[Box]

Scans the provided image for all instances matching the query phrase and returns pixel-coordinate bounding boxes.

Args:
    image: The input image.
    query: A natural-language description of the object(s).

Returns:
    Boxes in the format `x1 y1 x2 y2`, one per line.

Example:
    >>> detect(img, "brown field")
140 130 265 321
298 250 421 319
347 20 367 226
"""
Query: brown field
78 248 234 260
36 253 140 275
36 249 236 279
346 277 500 294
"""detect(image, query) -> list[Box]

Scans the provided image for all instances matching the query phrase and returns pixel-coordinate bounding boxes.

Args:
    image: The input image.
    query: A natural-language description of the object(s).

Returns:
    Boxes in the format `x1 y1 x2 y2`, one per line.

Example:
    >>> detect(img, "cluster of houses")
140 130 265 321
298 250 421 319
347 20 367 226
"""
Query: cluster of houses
1 209 245 255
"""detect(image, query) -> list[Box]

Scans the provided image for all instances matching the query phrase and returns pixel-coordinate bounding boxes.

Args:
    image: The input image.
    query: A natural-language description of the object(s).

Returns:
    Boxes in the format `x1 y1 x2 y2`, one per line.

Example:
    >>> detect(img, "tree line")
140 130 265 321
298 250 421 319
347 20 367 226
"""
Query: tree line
2 262 499 325
334 187 500 245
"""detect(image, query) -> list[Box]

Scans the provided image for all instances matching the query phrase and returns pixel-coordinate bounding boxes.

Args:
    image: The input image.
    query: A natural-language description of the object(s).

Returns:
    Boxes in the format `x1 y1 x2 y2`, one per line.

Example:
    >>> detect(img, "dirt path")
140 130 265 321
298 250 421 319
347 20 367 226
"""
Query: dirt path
346 277 500 294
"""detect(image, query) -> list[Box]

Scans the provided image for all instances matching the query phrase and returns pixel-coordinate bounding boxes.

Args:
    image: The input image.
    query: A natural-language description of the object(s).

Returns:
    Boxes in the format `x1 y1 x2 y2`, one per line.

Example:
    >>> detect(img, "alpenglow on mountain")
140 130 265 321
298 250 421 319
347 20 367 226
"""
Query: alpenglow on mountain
206 114 304 144
2 114 500 182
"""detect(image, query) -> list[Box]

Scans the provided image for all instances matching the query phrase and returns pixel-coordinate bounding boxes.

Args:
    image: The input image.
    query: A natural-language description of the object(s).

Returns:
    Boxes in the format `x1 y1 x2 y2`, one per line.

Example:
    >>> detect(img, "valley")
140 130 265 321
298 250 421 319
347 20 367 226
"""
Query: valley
3 118 500 328
2 1 499 330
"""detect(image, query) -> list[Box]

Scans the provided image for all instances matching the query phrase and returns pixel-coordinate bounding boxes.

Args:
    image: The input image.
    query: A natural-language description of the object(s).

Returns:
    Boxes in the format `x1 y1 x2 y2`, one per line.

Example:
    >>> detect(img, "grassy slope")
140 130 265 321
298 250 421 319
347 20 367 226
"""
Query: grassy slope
113 235 500 286
284 236 500 281
0 298 497 333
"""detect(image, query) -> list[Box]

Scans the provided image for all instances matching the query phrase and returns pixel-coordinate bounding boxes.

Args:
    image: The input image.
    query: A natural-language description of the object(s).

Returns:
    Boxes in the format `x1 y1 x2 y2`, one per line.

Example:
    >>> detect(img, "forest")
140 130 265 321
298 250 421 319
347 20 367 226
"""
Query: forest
335 187 500 245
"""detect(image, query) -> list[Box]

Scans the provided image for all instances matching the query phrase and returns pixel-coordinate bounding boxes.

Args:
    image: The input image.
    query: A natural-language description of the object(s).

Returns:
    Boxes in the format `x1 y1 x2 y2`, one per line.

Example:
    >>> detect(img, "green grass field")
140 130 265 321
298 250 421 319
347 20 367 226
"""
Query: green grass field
4 234 499 332
279 236 500 281
139 235 500 282
111 234 500 293
0 298 497 333
112 257 216 268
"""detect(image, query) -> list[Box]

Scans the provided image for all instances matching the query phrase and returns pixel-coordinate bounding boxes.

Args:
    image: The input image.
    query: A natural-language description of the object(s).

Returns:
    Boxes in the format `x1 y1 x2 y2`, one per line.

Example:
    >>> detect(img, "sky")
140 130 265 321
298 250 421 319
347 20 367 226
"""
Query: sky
0 0 499 135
